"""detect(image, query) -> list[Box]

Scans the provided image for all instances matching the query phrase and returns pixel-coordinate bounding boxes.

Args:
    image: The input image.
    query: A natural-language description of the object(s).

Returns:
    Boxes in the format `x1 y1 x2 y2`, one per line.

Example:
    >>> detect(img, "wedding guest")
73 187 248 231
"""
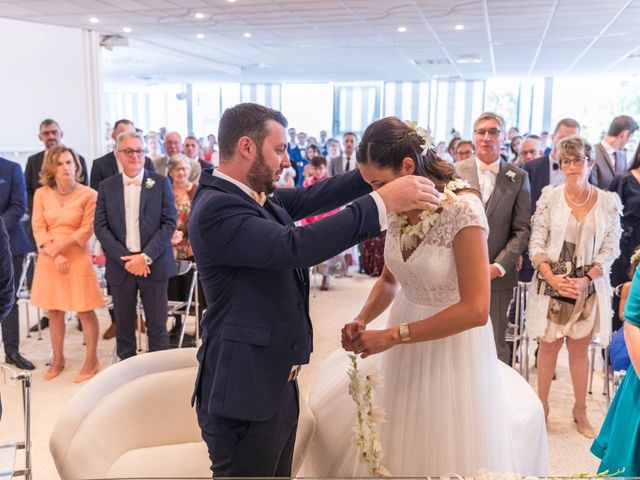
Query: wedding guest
326 138 342 175
30 146 103 382
617 247 640 322
446 137 460 162
185 135 212 172
608 143 640 331
592 115 638 189
519 135 545 165
145 132 163 162
591 250 640 475
94 131 177 360
153 131 201 182
510 135 522 166
527 136 622 437
454 140 475 163
329 132 358 176
204 134 219 166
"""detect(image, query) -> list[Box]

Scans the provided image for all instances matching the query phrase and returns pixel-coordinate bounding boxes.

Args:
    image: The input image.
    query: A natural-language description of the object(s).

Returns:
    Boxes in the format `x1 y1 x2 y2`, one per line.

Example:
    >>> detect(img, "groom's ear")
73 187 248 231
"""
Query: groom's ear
237 135 256 160
401 157 416 175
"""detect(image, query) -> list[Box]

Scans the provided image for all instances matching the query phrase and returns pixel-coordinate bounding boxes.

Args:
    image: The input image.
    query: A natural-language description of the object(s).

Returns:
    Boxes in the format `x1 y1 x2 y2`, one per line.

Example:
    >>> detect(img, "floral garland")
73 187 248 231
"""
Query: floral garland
347 354 391 477
389 178 471 251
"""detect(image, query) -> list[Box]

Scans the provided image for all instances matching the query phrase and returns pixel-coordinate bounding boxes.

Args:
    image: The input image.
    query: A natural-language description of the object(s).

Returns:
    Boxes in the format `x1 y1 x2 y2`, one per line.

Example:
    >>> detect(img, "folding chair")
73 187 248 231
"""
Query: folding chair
506 281 530 380
170 261 200 348
0 366 33 480
15 253 42 341
588 335 611 406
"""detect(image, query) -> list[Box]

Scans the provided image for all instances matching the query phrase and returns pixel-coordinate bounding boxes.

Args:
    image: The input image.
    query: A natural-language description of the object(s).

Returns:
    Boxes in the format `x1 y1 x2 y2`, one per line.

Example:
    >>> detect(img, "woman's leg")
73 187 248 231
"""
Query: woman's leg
566 334 595 436
77 310 100 374
537 337 564 419
47 310 66 375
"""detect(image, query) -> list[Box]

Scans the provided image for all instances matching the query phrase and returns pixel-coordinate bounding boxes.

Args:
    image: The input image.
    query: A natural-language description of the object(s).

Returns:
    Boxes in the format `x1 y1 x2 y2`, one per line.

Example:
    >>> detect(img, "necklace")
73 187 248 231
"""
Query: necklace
565 185 591 208
55 183 77 196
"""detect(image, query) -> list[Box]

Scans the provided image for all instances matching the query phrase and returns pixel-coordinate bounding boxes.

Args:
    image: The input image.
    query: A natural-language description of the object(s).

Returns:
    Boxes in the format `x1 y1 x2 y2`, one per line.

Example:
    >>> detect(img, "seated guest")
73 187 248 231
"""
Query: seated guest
94 131 177 360
526 136 622 437
591 247 640 475
30 146 103 382
608 142 640 331
153 131 201 182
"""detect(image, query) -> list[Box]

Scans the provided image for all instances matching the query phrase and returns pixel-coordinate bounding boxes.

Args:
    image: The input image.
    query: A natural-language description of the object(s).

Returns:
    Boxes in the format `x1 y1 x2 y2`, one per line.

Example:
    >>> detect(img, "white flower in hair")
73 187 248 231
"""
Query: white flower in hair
406 120 434 155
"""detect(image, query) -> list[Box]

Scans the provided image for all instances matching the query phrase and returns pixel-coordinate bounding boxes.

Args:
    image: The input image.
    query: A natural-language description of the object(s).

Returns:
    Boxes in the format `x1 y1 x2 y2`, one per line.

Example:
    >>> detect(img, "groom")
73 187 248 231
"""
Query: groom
189 103 440 477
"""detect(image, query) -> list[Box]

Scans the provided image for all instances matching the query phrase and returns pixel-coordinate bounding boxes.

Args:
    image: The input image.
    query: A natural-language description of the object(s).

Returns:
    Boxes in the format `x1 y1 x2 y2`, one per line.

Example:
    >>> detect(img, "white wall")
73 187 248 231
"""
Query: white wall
0 17 101 167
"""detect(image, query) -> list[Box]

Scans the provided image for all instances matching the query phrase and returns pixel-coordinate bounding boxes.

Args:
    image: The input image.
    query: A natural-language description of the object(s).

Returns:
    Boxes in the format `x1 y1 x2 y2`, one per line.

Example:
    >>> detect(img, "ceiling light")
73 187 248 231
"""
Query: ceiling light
196 33 205 39
226 0 237 3
456 55 482 64
397 26 407 33
243 32 252 38
454 24 465 30
122 27 132 33
89 17 100 24
194 12 206 19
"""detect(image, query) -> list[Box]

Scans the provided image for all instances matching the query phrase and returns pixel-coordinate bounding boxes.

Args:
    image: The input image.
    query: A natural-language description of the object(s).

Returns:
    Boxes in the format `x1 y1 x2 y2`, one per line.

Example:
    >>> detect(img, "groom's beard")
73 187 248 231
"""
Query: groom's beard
247 150 277 195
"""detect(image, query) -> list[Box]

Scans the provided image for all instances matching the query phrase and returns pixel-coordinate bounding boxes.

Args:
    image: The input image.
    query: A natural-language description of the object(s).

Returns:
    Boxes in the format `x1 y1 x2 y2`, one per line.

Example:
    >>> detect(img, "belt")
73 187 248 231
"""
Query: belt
288 365 301 382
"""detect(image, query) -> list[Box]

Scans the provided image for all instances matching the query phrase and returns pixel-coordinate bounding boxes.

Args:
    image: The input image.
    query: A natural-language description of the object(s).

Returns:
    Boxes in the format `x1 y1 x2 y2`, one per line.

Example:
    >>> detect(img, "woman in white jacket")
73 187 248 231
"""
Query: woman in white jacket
527 136 622 438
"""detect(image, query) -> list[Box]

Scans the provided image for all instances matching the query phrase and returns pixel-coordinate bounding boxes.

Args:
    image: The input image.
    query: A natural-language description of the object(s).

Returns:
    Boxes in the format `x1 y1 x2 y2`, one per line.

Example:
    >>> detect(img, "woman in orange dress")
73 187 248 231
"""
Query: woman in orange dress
31 145 103 382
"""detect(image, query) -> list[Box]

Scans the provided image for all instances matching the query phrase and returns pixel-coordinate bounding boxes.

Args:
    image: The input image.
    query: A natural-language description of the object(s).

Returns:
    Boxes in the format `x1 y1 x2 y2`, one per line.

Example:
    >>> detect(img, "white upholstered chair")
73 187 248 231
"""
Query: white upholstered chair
49 348 316 479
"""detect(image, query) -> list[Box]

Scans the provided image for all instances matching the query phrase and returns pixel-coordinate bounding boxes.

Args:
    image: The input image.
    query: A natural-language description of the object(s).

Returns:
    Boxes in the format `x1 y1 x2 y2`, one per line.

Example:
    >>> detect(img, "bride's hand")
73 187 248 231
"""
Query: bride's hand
351 328 400 358
341 317 366 351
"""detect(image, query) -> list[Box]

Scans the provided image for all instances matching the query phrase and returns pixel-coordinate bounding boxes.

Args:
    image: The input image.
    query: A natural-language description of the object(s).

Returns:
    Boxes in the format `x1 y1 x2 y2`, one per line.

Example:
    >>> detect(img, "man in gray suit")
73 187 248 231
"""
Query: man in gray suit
329 132 358 176
592 115 638 189
455 112 531 364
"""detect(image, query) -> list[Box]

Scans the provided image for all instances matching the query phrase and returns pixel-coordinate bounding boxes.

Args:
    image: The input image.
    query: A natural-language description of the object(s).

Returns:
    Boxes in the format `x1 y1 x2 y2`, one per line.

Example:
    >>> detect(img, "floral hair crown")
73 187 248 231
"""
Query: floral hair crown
405 120 434 156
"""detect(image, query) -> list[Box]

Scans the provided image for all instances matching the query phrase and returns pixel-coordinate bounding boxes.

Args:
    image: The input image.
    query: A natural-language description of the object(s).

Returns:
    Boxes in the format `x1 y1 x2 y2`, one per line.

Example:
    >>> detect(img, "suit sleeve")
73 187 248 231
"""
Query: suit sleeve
93 183 130 264
142 176 177 262
0 218 14 324
192 193 380 270
144 157 156 172
1 163 27 231
79 156 89 186
25 156 37 214
494 172 531 272
89 160 101 191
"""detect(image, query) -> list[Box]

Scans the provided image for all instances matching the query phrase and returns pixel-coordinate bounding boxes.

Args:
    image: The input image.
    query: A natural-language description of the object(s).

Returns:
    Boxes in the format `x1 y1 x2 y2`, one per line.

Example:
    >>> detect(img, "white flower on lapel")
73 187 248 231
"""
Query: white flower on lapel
505 170 516 183
144 178 155 189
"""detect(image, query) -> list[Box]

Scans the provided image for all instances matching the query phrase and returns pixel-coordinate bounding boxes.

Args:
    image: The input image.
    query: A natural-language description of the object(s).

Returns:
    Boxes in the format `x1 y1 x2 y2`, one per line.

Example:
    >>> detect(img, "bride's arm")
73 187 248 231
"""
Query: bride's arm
352 226 490 358
342 265 399 350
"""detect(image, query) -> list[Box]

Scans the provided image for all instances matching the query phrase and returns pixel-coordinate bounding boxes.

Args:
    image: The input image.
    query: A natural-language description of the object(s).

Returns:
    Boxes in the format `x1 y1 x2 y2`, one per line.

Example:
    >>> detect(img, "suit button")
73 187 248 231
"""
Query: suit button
298 301 304 311
291 342 299 351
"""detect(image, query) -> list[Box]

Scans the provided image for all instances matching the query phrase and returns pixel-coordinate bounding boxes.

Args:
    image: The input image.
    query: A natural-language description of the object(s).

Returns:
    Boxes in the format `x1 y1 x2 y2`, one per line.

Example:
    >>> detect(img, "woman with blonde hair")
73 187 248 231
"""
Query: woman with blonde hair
31 145 103 382
527 135 622 437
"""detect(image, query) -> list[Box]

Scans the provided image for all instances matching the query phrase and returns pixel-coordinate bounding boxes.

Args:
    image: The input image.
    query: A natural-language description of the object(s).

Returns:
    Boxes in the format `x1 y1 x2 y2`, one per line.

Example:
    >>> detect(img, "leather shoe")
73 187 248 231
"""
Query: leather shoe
103 323 116 340
5 351 36 370
29 316 49 332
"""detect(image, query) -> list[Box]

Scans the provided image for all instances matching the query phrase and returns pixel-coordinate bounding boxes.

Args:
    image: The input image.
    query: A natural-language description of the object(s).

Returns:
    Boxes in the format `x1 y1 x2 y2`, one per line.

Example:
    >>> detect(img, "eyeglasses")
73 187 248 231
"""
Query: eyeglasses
474 129 501 138
559 156 587 167
118 148 145 157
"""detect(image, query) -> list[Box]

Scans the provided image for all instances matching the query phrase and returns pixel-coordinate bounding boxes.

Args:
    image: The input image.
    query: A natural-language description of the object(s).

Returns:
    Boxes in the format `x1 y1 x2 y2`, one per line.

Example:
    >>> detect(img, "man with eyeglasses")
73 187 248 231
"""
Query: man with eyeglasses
90 119 156 339
518 135 545 165
454 140 475 163
153 131 201 182
455 112 531 364
94 131 177 360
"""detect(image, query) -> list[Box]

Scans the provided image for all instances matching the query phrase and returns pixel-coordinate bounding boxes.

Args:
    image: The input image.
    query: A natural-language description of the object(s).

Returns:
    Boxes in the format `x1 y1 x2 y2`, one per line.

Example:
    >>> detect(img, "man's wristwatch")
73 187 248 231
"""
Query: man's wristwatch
141 253 153 265
399 323 411 342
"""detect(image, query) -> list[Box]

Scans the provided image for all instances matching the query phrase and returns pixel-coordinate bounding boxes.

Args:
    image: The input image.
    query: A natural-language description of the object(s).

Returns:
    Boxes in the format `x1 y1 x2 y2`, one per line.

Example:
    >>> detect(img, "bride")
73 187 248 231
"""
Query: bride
302 117 549 476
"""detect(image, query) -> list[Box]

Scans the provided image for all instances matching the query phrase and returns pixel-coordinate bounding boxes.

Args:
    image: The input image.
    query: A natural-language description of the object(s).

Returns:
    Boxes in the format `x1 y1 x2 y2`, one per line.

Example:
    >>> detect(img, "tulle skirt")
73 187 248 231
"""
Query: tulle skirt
302 290 549 476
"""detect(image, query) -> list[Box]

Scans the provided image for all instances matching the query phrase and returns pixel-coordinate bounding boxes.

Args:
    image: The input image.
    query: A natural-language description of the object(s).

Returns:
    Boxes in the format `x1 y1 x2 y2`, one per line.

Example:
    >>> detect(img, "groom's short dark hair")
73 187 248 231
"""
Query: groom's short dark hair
218 103 288 162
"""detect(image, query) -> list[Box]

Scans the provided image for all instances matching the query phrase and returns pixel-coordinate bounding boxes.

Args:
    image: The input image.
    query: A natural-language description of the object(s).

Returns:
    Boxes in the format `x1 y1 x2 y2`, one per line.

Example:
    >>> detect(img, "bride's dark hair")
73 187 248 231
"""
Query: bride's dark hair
357 117 456 191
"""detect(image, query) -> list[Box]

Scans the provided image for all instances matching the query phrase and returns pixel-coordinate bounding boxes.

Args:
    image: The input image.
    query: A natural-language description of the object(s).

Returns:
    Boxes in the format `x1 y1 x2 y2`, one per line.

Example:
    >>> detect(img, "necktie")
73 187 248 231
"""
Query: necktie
124 178 141 187
611 151 617 171
251 191 267 207
345 156 351 172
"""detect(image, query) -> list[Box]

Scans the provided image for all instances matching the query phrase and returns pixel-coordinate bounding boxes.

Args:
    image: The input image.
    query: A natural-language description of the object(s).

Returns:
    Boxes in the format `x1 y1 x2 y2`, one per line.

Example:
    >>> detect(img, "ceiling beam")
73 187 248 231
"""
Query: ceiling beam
527 0 561 78
482 0 497 78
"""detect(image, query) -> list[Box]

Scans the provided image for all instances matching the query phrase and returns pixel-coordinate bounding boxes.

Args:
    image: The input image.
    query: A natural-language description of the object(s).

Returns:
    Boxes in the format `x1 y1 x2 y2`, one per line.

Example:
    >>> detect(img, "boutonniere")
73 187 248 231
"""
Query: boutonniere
144 178 155 189
505 170 516 183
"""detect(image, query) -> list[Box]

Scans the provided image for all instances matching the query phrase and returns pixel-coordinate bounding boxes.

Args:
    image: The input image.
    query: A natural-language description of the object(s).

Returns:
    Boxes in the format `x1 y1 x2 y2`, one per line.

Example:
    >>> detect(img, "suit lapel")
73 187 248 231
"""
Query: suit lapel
598 144 616 178
114 175 126 234
139 171 150 221
485 161 507 218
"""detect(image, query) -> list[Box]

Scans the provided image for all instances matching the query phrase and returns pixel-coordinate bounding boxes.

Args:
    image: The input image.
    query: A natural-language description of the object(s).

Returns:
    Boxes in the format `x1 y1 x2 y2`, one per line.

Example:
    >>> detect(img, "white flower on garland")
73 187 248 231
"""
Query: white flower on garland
348 354 391 477
389 179 471 250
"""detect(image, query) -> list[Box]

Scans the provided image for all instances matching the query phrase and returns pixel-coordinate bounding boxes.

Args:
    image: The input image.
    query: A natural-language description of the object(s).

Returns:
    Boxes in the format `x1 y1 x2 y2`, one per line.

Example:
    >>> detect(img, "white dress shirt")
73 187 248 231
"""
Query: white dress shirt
342 152 355 172
123 170 144 252
548 151 564 187
474 157 500 205
212 169 388 231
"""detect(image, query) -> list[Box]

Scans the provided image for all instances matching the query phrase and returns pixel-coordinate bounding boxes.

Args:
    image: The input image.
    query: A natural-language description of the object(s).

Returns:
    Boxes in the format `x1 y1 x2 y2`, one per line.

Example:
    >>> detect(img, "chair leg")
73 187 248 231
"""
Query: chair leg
588 343 596 395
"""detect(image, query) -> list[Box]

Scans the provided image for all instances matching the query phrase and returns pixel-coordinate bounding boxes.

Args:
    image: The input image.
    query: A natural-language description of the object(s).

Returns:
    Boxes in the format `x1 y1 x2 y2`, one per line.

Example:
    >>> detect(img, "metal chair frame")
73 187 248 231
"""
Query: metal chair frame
507 281 530 380
15 253 43 341
0 367 32 480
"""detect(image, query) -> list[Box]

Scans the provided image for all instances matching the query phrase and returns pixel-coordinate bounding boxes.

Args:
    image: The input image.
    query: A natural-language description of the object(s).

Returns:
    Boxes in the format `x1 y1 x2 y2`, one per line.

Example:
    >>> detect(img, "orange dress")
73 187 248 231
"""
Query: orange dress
31 185 104 312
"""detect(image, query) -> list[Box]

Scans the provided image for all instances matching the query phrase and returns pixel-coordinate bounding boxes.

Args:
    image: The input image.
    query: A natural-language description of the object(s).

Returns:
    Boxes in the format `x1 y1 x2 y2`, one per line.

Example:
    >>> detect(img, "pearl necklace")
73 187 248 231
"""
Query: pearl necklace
565 185 592 208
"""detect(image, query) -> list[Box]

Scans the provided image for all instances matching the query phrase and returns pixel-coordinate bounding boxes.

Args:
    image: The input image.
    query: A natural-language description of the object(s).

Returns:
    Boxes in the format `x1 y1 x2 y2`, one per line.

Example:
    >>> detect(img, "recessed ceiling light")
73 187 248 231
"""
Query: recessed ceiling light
122 27 132 33
456 55 482 64
243 32 252 38
196 33 205 39
227 0 237 3
397 26 407 33
89 17 100 24
454 24 465 30
194 12 206 19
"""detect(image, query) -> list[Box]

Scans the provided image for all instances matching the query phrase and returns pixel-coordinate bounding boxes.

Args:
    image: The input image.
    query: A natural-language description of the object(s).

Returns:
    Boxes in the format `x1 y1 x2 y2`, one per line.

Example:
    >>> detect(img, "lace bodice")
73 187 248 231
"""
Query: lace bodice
385 193 488 306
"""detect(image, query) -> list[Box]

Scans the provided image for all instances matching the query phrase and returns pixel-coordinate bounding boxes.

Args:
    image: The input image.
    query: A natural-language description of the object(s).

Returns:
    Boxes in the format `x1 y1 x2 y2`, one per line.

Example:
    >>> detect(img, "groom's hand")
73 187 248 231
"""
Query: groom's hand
377 175 440 213
341 318 366 351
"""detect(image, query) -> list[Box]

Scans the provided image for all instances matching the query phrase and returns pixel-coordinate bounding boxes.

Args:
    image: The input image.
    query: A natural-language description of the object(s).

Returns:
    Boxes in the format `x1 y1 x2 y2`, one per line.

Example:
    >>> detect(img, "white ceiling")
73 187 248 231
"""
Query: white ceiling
1 0 640 83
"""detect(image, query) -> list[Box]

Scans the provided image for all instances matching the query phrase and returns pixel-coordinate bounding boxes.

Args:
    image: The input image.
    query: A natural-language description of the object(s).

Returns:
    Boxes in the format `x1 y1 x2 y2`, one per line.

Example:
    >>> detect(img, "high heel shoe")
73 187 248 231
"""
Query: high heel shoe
44 361 65 380
573 405 596 439
74 363 100 383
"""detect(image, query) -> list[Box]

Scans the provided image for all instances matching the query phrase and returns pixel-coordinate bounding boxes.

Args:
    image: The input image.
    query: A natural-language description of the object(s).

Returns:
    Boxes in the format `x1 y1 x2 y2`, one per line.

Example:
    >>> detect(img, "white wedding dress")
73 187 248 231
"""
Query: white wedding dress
302 193 549 477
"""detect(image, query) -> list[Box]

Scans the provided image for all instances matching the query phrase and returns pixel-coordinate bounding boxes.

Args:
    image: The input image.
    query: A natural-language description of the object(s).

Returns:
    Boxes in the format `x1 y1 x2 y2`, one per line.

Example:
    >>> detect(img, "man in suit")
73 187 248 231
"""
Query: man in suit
0 217 14 421
91 119 156 340
153 131 201 182
0 157 35 370
184 135 213 172
94 131 177 360
189 103 439 477
455 112 531 364
592 115 638 189
329 132 358 176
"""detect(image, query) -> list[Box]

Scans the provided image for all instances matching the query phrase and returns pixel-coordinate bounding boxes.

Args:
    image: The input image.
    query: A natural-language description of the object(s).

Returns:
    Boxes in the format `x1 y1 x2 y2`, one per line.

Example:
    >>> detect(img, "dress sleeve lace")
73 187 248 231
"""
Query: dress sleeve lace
435 193 488 247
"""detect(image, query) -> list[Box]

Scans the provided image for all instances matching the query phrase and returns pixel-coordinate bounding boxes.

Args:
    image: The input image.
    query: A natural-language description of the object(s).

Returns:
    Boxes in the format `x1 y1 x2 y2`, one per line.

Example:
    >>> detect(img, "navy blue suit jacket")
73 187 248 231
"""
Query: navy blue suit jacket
90 151 155 191
523 154 551 214
94 170 177 285
0 157 33 256
0 217 14 324
190 169 380 421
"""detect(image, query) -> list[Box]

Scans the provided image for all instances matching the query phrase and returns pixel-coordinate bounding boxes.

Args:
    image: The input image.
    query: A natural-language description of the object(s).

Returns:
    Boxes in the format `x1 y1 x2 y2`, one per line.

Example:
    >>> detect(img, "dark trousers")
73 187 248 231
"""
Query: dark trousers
2 255 23 355
111 275 169 359
491 288 514 364
197 380 299 477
